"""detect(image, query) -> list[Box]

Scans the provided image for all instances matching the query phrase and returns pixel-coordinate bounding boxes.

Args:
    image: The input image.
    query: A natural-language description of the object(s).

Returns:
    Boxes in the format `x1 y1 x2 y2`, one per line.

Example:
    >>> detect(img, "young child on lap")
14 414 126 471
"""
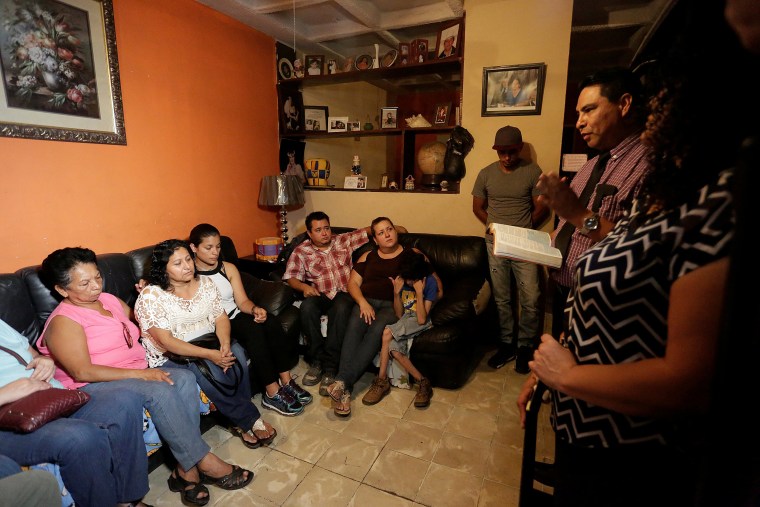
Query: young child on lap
362 250 437 408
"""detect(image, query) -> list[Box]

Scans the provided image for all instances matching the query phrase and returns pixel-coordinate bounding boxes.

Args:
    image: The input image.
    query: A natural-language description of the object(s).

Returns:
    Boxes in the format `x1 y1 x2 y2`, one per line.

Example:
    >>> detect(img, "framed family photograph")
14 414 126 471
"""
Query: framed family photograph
328 116 348 133
0 0 127 144
434 102 451 125
348 120 361 132
305 54 324 76
436 20 461 59
398 43 411 65
380 107 398 129
482 62 547 116
304 105 328 132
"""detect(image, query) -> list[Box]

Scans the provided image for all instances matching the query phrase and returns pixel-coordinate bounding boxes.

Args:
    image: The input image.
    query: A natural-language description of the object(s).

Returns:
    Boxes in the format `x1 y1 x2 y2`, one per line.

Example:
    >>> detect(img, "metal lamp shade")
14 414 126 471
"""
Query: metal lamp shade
258 174 305 245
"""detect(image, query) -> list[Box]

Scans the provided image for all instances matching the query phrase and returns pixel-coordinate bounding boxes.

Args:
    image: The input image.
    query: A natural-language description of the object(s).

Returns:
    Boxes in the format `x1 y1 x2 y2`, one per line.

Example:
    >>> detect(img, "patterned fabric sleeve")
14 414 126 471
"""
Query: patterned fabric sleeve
282 245 306 281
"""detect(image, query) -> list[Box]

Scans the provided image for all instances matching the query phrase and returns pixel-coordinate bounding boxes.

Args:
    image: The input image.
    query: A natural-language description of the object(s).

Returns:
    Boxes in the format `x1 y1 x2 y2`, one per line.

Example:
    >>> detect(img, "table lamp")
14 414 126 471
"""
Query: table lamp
258 174 305 245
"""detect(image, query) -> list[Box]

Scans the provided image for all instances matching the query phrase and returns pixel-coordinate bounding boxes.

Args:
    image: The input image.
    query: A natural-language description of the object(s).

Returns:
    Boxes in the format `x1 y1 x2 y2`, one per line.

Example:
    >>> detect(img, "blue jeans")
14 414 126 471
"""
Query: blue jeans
486 236 541 349
80 368 210 471
0 389 148 507
335 298 397 392
299 292 355 373
165 341 261 430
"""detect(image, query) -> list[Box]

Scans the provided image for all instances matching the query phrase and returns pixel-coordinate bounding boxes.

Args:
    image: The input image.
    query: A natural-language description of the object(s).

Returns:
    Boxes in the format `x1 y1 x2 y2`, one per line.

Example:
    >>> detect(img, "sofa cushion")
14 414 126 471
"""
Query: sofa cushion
0 273 42 343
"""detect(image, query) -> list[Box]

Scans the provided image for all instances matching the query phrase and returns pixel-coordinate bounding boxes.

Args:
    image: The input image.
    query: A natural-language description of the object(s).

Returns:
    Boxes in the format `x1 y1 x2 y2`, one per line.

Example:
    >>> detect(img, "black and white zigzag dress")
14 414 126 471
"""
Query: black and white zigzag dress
553 168 735 448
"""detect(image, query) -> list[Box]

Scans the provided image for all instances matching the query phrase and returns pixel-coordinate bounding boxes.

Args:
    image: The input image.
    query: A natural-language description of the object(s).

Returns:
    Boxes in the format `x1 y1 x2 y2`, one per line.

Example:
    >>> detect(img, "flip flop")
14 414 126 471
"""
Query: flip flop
235 427 261 449
251 419 277 445
167 468 210 506
200 465 254 490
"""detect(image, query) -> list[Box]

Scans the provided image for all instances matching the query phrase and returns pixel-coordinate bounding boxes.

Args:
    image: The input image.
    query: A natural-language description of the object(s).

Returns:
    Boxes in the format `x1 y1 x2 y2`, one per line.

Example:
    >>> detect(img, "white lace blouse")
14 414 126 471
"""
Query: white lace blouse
135 276 224 367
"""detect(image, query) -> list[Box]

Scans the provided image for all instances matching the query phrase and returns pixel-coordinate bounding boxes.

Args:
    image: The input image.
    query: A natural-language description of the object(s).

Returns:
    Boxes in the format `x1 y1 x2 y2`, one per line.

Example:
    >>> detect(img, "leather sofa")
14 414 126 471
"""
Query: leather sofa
275 227 498 390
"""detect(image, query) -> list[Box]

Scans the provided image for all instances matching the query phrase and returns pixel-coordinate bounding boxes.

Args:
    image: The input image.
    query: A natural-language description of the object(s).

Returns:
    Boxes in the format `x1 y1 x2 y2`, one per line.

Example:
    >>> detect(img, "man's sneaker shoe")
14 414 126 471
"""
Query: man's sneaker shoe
362 377 390 405
262 388 304 416
414 377 433 408
302 363 323 386
282 379 313 405
318 372 335 397
487 344 516 369
515 346 533 375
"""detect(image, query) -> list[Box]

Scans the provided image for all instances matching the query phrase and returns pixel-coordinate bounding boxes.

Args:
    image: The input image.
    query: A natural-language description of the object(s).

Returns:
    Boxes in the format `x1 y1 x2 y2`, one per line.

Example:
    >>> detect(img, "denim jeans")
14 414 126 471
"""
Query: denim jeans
0 389 148 507
80 369 210 471
165 341 261 431
486 236 541 349
335 298 397 392
299 292 355 373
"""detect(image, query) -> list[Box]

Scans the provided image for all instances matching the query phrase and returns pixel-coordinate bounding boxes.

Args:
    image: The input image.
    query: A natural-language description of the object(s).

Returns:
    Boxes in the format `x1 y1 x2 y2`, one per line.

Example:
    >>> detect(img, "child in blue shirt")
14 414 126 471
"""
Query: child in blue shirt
362 250 438 408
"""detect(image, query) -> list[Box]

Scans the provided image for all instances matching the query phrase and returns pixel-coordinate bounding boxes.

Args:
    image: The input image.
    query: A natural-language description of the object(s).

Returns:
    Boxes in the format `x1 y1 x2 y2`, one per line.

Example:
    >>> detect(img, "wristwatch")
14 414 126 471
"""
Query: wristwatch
579 213 600 235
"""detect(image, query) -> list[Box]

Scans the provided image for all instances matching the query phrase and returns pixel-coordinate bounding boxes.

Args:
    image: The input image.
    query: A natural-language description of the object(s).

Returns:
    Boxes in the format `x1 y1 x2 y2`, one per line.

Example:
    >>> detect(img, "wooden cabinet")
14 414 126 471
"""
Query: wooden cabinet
276 22 464 192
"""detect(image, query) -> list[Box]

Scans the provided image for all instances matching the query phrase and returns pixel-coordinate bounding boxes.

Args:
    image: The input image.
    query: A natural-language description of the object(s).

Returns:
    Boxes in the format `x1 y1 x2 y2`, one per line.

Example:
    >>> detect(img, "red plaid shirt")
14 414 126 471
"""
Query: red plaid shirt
550 133 653 287
283 228 369 299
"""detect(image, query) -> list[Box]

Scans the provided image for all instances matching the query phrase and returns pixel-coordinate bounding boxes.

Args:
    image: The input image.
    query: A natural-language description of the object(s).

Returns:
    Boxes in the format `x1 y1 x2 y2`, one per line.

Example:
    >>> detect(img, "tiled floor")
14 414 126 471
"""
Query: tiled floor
143 345 555 506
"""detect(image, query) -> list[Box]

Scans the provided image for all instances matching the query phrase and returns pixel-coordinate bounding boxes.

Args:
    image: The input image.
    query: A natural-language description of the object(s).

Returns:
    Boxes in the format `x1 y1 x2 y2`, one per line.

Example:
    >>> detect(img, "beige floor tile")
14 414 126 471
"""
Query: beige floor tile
364 386 416 418
454 381 503 413
315 434 383 481
415 462 481 507
274 420 339 463
385 419 443 461
301 394 353 432
348 484 420 506
246 451 313 504
282 466 359 507
432 432 490 477
341 409 399 445
363 447 431 500
478 478 520 507
401 398 454 429
445 406 498 442
493 408 524 448
428 386 459 406
485 441 523 488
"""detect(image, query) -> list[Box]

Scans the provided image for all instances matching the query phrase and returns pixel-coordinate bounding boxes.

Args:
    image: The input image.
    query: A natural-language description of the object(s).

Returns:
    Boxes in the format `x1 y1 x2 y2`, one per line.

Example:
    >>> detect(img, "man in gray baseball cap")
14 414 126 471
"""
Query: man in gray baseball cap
472 125 548 373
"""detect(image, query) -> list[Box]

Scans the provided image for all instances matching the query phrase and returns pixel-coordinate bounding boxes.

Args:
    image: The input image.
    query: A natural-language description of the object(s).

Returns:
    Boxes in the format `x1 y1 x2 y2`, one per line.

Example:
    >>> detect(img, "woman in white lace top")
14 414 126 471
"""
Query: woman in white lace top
135 239 277 450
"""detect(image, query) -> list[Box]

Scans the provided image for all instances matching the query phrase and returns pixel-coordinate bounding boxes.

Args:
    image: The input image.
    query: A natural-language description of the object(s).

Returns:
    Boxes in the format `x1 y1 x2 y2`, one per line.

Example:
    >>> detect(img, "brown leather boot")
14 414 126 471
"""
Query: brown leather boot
362 376 390 405
414 377 433 408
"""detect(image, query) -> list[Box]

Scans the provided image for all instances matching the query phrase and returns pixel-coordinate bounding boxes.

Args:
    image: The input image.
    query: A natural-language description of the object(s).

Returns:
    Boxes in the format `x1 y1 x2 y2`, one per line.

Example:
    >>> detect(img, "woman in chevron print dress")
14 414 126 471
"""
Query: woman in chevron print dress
517 5 750 506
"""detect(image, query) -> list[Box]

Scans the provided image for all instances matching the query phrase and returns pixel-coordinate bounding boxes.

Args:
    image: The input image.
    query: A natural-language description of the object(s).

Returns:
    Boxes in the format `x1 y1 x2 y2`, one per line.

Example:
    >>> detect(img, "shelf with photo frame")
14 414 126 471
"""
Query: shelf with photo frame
275 19 464 192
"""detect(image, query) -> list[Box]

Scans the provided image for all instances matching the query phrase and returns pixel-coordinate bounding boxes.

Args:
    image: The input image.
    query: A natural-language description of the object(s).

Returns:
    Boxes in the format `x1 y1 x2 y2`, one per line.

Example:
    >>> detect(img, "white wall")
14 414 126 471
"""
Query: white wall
287 0 573 236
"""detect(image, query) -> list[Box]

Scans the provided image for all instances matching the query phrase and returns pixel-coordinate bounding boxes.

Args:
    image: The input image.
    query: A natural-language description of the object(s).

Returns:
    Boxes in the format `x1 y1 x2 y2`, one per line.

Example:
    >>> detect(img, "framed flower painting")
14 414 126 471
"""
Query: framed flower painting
0 0 127 144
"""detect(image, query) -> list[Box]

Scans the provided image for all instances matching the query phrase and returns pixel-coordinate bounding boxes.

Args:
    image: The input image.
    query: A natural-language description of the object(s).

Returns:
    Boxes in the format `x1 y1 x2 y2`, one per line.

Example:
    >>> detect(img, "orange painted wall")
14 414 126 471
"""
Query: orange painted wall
0 0 280 272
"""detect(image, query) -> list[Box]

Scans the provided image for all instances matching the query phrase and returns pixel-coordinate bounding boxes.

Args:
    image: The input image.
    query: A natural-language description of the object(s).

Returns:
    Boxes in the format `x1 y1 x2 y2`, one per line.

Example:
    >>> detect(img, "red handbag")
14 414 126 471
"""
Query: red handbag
0 344 91 433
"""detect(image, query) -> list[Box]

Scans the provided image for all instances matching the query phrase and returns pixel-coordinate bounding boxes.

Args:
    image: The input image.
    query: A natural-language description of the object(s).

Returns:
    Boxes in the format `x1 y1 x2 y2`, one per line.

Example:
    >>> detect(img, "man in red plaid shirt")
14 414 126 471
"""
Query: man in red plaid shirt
283 212 379 394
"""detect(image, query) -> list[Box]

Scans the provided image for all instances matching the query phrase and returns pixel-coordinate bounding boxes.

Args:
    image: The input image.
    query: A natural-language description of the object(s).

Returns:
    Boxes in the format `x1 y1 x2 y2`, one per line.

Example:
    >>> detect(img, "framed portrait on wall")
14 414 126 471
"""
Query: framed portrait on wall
482 62 547 116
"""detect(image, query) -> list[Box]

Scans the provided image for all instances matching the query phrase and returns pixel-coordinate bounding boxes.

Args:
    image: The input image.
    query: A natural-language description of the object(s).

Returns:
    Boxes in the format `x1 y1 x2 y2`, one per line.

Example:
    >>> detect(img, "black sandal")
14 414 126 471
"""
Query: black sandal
200 464 254 490
167 469 210 506
235 427 261 449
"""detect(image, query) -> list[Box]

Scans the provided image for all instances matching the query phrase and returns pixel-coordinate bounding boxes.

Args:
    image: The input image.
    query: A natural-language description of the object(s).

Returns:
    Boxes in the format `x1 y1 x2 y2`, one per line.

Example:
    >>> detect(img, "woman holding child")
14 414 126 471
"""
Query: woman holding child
188 223 311 416
37 246 252 506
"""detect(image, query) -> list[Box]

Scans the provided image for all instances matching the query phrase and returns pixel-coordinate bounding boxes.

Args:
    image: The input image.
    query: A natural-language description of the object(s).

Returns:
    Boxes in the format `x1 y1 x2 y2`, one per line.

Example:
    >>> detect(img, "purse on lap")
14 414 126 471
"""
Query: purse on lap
0 345 91 433
162 332 243 396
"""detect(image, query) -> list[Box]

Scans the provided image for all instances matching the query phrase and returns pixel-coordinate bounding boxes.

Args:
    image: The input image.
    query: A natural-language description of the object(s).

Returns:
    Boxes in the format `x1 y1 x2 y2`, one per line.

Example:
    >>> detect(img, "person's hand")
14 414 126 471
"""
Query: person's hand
517 375 538 428
134 278 148 293
529 334 576 390
303 286 320 297
412 278 425 293
209 349 236 372
390 276 405 294
2 377 51 403
27 355 56 382
358 300 375 324
536 172 586 221
138 368 175 385
252 306 267 323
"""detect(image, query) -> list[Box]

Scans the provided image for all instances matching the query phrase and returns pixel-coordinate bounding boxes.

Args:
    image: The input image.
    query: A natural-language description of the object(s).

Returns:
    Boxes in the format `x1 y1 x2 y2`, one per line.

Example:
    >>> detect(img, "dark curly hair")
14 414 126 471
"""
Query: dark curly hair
636 3 759 219
398 249 433 281
578 66 647 126
40 247 98 294
148 239 196 291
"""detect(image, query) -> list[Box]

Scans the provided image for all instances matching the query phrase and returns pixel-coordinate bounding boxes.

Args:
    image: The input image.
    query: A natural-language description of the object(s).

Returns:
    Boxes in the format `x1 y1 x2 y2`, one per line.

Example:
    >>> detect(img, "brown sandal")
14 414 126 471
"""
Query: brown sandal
252 419 277 445
200 465 253 490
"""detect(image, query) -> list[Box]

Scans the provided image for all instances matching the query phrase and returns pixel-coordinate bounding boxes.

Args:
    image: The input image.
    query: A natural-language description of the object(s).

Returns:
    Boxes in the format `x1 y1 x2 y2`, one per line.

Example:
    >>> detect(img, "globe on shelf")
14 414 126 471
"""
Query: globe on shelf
416 141 447 189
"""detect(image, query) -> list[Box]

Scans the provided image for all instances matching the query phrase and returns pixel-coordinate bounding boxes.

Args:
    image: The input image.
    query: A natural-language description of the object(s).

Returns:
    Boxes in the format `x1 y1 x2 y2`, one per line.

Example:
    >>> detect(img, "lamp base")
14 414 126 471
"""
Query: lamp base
421 173 443 189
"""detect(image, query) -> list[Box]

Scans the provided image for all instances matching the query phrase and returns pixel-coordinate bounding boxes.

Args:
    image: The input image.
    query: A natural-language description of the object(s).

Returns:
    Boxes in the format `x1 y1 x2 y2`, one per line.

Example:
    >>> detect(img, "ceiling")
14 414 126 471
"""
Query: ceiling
196 0 679 83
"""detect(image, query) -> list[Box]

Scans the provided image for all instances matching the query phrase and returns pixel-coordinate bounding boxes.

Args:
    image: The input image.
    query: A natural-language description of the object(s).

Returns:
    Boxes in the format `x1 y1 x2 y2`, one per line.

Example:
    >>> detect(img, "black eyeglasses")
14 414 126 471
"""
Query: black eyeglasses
121 322 134 349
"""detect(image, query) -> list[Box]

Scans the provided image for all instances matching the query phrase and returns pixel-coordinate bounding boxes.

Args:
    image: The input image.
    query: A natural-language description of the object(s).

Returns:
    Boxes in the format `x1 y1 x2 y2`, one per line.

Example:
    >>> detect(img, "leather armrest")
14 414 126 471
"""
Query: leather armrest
240 272 295 316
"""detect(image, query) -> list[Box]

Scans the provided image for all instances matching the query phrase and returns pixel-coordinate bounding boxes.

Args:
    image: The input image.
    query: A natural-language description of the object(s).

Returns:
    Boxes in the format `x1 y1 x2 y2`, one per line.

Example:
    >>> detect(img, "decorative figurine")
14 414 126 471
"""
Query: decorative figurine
404 175 415 190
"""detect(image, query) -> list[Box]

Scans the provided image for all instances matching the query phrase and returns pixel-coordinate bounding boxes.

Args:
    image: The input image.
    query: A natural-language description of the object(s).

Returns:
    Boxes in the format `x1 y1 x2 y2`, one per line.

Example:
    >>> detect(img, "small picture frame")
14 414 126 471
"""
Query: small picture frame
327 59 339 74
281 93 304 133
348 120 361 131
344 175 367 189
355 54 373 71
278 58 294 80
434 102 451 125
436 20 461 59
305 55 324 76
380 107 399 129
398 43 411 65
411 39 428 64
328 116 348 133
304 105 328 132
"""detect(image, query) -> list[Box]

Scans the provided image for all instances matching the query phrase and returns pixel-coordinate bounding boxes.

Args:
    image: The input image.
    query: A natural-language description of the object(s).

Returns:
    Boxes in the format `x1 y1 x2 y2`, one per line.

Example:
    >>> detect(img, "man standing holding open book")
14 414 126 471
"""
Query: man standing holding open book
472 126 549 374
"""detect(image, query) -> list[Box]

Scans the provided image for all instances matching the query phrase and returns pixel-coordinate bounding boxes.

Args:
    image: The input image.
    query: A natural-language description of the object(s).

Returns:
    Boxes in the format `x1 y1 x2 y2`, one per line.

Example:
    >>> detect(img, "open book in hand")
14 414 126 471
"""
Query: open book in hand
489 223 563 269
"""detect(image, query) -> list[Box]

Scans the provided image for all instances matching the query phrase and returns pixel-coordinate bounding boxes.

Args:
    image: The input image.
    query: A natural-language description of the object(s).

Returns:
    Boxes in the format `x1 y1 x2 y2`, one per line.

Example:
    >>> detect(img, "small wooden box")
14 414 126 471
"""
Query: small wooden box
411 39 429 63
